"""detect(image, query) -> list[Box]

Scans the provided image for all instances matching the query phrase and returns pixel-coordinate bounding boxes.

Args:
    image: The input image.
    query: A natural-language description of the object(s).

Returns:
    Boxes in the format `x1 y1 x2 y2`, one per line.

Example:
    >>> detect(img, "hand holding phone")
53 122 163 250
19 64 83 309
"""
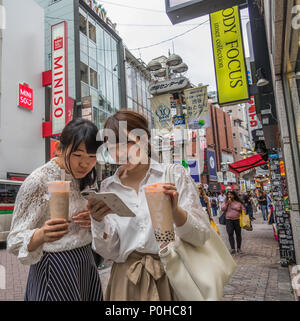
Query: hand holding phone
87 200 112 222
81 191 136 218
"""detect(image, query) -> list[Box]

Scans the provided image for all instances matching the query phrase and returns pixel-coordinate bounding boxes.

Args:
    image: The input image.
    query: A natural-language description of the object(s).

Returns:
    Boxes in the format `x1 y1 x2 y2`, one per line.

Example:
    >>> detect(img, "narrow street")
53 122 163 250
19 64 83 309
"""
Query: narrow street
0 210 294 301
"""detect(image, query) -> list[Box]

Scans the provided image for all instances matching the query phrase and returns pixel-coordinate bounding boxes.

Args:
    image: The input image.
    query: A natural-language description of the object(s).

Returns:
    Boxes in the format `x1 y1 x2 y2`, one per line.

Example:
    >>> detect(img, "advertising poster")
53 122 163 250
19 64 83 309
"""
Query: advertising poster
184 86 210 129
210 6 249 105
150 94 173 135
207 149 217 181
240 179 246 193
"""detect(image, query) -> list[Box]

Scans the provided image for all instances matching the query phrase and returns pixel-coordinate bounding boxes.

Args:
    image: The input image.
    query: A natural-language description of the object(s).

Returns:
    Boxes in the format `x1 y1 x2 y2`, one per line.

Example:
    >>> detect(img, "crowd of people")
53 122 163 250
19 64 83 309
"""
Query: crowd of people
197 186 275 254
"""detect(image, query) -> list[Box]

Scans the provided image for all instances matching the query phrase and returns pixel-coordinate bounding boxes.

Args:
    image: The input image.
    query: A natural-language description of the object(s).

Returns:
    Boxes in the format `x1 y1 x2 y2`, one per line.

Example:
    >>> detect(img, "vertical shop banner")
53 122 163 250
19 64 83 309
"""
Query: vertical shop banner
240 179 246 193
210 6 249 105
150 94 173 135
188 160 200 183
184 86 210 129
207 150 217 181
51 21 68 135
173 115 187 143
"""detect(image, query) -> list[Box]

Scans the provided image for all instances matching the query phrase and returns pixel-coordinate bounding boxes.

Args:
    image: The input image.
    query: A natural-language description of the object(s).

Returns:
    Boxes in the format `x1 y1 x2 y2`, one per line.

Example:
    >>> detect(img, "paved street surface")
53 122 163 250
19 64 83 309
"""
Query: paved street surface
0 210 294 301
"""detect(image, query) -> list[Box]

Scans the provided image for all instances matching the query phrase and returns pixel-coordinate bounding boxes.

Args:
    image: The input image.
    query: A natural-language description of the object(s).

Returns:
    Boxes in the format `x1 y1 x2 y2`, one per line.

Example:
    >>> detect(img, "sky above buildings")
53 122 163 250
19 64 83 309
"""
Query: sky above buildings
98 0 250 92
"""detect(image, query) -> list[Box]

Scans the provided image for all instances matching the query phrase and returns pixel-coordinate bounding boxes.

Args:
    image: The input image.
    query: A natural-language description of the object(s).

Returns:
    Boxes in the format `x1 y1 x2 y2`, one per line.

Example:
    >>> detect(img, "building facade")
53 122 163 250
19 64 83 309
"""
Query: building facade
0 0 45 179
258 0 300 265
125 48 152 126
223 104 252 162
36 0 127 133
203 102 236 191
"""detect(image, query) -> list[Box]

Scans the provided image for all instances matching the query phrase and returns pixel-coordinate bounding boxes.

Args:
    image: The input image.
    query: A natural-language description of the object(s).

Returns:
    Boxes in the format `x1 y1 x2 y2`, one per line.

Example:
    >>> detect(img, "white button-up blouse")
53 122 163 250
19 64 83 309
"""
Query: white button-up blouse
91 162 211 263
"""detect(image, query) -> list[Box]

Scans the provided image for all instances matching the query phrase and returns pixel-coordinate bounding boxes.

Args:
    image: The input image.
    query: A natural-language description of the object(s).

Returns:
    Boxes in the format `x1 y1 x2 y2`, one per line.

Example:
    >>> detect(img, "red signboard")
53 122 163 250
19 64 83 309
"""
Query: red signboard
18 83 33 110
51 21 68 136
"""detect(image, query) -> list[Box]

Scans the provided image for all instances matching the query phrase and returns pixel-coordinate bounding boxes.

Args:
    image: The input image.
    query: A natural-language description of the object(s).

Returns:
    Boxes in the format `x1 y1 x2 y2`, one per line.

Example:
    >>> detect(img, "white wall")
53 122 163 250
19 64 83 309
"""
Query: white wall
0 0 45 179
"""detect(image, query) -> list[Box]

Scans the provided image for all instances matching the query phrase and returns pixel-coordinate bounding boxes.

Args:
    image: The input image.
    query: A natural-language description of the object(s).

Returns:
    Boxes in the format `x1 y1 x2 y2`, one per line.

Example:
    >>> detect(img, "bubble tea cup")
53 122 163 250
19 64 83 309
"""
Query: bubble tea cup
144 183 175 247
48 181 70 220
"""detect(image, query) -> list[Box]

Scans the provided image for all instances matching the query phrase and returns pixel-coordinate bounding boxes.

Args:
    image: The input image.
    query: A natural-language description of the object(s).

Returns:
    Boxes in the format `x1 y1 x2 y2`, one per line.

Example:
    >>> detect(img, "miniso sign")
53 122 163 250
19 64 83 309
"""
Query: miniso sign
51 22 69 135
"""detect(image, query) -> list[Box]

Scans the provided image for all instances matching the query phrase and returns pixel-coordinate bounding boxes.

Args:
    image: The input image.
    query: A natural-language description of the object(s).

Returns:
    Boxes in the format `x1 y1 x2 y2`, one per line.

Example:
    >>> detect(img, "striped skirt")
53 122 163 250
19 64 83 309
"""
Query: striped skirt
25 244 103 301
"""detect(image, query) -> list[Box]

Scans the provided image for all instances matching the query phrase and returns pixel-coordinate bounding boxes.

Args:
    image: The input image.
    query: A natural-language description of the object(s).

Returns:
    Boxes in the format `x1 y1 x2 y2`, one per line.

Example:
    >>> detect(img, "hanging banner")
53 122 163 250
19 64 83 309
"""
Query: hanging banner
173 115 187 143
240 179 246 193
150 94 173 135
210 6 249 106
51 21 69 135
184 86 210 129
207 149 217 181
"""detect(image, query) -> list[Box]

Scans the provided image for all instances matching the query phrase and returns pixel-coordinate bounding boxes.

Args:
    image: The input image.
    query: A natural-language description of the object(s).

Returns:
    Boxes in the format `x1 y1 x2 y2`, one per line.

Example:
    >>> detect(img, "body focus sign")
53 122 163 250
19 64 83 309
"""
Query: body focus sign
51 22 68 135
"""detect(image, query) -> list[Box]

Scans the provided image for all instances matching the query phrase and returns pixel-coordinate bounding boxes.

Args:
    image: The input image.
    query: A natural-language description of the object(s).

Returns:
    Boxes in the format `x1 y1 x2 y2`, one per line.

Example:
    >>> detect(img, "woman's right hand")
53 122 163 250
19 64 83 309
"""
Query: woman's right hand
40 219 69 243
28 218 69 252
87 199 113 222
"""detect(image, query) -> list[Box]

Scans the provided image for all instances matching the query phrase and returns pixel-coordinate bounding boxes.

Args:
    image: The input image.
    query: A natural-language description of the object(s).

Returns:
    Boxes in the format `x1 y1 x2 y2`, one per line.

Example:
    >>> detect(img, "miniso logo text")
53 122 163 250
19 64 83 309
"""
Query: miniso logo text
0 265 6 290
0 5 5 30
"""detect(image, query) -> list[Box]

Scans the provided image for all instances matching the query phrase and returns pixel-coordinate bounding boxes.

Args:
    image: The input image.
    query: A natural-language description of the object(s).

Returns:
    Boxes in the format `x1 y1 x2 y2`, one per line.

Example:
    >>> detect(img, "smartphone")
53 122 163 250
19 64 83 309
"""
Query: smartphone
81 191 136 217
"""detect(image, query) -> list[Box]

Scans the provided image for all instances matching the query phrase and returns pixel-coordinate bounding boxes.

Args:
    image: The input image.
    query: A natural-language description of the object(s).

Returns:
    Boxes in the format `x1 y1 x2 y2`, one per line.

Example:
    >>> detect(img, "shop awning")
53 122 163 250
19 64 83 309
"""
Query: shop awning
228 154 267 175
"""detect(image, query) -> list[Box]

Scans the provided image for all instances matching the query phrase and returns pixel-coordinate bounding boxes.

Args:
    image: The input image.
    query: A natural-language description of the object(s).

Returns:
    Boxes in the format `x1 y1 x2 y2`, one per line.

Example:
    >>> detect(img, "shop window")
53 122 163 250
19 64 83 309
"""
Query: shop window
89 22 96 43
90 68 98 89
80 62 89 84
80 14 87 35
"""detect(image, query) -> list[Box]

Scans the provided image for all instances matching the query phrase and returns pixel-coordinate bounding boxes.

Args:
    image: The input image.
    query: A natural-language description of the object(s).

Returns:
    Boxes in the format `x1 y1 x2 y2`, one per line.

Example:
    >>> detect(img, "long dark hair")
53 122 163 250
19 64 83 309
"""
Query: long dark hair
226 190 244 205
59 118 101 191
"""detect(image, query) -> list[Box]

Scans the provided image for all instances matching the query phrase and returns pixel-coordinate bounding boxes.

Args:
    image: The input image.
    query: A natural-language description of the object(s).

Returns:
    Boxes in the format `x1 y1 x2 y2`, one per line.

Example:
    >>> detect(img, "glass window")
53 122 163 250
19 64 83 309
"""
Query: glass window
90 88 99 109
96 25 105 66
111 39 119 77
88 22 96 43
81 82 90 97
80 13 87 35
80 62 89 84
90 67 98 89
106 70 113 112
100 110 108 125
127 97 133 110
104 32 112 71
93 107 100 128
113 75 120 110
98 64 107 100
80 33 88 65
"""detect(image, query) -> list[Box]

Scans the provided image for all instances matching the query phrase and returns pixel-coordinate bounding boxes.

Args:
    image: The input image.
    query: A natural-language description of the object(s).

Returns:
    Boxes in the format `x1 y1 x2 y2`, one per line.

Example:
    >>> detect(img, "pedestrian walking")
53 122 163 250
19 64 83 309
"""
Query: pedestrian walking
88 110 211 301
221 191 246 255
218 192 226 210
7 118 103 301
210 193 218 217
243 191 255 221
258 191 269 221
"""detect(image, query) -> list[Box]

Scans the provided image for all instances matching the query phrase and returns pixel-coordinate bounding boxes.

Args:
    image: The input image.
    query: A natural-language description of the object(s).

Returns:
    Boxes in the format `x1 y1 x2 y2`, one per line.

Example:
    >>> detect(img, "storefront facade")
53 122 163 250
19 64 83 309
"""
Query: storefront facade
261 0 300 264
0 0 45 179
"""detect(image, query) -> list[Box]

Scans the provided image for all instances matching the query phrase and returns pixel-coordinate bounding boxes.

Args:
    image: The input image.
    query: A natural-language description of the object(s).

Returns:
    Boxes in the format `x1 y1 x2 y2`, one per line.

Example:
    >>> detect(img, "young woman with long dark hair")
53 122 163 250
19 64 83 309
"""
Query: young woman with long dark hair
221 190 246 255
7 118 103 301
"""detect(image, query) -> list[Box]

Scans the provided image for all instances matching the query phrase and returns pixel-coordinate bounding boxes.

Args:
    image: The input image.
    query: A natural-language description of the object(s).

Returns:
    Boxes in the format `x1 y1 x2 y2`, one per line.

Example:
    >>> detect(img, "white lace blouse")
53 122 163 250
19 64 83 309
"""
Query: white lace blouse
7 158 95 265
91 162 211 263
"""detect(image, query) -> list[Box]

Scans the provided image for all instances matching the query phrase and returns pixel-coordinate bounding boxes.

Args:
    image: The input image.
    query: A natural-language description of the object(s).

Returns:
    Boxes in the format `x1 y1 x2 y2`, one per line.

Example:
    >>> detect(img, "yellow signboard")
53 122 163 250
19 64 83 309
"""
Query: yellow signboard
210 6 249 106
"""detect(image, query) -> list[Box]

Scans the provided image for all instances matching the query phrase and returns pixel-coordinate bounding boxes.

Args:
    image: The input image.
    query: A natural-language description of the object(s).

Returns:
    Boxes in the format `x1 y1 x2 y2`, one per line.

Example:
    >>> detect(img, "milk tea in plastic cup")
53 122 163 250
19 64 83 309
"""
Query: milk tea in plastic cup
48 181 70 220
144 183 175 246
